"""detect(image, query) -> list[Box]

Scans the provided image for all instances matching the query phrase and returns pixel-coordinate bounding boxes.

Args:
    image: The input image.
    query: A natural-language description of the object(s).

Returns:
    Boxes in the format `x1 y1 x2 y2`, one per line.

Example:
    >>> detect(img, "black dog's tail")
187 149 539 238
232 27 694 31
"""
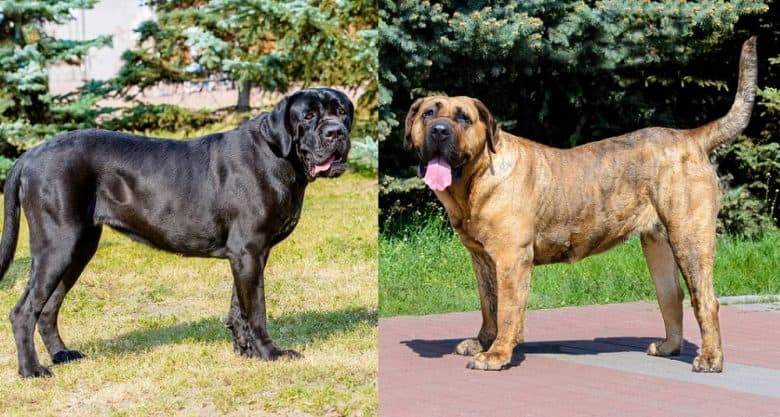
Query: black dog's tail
695 36 758 154
0 159 23 282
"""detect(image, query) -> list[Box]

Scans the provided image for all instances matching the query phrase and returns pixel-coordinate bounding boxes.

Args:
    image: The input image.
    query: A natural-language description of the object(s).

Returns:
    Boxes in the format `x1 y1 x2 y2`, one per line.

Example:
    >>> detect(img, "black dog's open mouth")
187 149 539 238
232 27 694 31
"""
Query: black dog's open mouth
309 153 347 178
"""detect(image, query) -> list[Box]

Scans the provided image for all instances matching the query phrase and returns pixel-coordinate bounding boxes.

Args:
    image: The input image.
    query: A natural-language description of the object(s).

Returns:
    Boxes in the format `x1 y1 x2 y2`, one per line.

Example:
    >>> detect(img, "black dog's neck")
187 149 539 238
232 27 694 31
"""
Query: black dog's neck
253 113 309 182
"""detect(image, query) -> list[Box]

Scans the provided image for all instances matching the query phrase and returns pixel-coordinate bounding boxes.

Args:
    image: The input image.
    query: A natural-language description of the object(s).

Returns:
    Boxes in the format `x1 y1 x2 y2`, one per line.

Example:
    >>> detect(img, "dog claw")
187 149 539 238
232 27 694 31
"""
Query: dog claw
692 354 723 373
646 340 681 357
466 352 510 371
267 348 303 361
20 365 53 378
455 338 485 356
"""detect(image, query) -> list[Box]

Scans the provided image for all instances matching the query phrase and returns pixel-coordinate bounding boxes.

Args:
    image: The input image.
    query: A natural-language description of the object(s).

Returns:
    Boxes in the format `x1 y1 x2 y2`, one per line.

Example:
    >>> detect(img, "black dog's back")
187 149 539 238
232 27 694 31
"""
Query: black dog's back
16 129 233 256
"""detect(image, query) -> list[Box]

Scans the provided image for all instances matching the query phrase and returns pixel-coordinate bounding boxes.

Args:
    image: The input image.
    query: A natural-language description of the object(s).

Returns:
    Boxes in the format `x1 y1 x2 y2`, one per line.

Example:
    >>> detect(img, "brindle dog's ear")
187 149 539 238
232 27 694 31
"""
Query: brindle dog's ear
472 98 498 153
403 98 424 151
266 96 294 157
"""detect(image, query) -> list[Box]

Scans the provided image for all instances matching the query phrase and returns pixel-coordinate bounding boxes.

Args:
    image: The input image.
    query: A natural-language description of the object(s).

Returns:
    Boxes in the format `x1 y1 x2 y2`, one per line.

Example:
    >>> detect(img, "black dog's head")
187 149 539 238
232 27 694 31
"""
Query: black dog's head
264 87 354 181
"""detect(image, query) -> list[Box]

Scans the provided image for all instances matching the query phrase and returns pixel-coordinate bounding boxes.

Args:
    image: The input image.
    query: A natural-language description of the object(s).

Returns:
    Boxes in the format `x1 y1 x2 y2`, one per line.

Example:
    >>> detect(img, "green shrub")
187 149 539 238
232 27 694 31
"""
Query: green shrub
715 135 780 238
101 104 222 135
0 156 15 186
379 175 444 232
348 136 378 176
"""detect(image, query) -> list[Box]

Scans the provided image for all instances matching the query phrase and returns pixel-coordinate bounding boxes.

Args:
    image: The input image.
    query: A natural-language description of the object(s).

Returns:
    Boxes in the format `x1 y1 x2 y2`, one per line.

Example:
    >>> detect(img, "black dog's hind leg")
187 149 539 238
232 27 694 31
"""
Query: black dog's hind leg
10 220 99 378
11 252 73 377
38 226 101 365
226 242 301 361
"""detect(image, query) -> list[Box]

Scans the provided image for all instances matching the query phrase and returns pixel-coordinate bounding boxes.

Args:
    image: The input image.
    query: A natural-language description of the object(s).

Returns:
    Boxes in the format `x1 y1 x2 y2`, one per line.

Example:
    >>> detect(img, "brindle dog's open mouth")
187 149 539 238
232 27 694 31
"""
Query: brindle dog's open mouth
419 153 467 192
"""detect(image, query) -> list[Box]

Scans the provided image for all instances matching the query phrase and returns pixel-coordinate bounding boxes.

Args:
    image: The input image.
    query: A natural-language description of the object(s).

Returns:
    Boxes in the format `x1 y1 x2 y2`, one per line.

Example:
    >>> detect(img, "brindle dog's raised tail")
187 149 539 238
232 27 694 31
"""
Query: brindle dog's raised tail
695 36 757 153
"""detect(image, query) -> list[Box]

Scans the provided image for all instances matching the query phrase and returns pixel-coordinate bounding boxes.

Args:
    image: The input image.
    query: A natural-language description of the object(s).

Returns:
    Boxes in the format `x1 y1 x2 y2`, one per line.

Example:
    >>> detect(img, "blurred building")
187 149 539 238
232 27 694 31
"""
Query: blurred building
47 0 152 95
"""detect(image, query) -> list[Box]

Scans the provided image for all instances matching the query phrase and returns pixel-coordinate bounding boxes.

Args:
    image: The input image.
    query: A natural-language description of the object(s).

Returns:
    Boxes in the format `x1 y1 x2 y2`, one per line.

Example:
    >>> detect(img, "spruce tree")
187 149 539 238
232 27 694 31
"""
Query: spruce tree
111 0 377 113
0 0 110 163
378 0 777 233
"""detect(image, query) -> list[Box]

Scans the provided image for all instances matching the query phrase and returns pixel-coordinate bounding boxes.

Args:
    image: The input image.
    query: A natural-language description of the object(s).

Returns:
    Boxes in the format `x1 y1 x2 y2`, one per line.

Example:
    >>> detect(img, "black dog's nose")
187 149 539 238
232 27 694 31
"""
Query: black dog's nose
323 124 346 140
430 123 451 141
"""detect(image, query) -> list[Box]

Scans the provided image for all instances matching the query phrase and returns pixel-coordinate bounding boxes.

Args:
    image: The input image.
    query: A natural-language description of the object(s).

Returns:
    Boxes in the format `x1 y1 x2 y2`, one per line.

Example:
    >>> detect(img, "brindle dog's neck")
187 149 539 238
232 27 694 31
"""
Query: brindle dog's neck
435 135 501 233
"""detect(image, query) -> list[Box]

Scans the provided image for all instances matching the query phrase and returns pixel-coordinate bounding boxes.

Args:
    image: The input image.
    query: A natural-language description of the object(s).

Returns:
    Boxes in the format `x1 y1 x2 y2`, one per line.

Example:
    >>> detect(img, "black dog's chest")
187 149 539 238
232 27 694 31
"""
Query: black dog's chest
271 193 304 244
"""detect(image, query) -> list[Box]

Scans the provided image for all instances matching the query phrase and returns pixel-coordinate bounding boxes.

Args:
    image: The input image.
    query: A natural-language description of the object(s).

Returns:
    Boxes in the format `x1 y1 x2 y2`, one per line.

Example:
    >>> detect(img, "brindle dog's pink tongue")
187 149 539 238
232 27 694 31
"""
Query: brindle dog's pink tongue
423 157 452 191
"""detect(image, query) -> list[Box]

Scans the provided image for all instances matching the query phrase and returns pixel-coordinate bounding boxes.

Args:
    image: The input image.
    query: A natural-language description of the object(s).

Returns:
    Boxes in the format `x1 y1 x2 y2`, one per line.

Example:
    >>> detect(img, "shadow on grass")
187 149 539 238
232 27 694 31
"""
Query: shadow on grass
83 307 376 357
402 337 699 366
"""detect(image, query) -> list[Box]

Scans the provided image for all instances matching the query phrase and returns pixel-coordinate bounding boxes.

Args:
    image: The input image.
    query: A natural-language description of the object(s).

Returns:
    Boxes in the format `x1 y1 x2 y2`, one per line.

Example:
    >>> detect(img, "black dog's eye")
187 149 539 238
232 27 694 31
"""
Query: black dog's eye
337 107 346 116
456 113 471 124
304 112 315 121
422 109 435 119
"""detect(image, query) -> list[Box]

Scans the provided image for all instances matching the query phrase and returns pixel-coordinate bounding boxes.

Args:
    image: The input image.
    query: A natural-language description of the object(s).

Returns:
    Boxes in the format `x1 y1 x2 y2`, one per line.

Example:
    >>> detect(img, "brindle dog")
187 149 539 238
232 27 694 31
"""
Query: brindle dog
403 37 757 372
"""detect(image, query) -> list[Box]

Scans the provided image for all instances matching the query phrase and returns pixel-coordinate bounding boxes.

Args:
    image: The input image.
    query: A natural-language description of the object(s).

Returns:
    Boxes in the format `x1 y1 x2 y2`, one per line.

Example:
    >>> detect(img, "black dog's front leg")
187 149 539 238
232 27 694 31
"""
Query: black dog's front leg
225 248 302 361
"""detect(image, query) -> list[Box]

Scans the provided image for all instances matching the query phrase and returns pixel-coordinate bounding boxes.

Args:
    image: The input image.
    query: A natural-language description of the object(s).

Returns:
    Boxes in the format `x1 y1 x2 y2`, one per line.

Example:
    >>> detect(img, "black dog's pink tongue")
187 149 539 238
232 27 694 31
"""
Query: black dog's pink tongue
312 155 336 175
423 157 452 191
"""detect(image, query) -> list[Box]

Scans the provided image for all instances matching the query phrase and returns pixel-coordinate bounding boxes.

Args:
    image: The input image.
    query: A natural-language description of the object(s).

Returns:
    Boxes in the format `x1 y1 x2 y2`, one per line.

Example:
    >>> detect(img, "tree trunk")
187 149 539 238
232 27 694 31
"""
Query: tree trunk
236 79 251 112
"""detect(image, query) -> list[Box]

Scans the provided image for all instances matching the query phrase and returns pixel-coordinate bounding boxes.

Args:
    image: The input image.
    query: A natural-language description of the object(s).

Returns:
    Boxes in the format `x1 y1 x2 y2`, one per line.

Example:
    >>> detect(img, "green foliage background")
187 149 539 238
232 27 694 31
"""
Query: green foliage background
0 0 378 178
0 0 112 155
379 0 779 238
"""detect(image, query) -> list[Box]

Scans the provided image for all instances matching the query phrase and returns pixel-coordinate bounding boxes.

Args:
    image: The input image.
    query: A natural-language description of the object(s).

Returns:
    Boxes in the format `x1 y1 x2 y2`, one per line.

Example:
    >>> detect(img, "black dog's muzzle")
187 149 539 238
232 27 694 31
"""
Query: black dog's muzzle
306 121 350 179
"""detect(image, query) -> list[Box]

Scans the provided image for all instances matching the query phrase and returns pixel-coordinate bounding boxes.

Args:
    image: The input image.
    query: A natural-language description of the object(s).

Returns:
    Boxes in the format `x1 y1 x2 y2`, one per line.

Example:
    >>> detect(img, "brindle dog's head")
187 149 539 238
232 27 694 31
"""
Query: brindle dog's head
265 87 354 181
403 96 497 187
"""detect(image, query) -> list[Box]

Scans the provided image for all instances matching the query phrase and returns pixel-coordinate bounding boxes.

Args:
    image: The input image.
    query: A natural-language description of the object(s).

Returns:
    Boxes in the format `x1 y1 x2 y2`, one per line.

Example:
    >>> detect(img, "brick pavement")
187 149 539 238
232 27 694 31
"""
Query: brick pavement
379 301 780 417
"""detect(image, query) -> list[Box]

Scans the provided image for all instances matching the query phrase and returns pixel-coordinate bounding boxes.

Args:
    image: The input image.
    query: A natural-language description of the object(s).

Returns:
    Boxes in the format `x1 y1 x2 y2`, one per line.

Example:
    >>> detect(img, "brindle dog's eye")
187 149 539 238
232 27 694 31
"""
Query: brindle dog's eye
456 113 471 124
337 107 346 116
304 112 315 120
423 109 435 119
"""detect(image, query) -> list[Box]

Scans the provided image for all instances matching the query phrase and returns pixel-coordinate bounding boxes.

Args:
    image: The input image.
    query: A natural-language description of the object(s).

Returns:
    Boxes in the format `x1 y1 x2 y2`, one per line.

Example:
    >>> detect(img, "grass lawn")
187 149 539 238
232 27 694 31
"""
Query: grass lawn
0 174 377 417
380 215 780 317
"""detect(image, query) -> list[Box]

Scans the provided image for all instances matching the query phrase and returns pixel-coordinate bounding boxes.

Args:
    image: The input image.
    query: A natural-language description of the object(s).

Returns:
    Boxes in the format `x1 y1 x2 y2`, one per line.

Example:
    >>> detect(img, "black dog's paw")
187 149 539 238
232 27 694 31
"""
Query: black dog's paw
225 308 263 359
270 348 303 361
20 364 53 378
52 350 87 364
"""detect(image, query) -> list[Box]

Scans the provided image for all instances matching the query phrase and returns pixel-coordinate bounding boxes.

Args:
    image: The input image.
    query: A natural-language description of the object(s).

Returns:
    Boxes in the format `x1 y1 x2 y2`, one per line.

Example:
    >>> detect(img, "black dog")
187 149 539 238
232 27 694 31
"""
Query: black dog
0 87 353 377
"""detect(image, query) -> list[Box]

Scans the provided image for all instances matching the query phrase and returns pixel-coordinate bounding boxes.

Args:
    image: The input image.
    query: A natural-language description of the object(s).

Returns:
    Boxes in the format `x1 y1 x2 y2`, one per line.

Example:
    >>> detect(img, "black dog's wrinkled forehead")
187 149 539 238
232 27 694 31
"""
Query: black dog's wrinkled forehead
288 88 354 124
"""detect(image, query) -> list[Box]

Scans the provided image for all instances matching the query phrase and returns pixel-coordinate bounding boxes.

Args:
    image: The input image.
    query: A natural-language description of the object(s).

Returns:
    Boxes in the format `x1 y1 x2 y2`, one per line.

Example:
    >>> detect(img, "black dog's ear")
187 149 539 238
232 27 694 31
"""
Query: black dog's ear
472 98 498 153
343 94 355 132
404 98 424 151
265 96 293 157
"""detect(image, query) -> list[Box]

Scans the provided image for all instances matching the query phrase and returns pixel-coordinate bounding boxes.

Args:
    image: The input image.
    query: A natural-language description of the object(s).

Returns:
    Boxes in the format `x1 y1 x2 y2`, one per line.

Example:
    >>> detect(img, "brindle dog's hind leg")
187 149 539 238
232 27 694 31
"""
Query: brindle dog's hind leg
660 179 723 372
641 231 684 357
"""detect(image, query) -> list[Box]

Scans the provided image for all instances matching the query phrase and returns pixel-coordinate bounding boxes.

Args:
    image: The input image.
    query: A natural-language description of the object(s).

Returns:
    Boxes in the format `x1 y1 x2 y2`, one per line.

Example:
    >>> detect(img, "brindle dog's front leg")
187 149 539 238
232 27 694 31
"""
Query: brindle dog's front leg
466 240 533 371
454 250 497 356
226 242 301 361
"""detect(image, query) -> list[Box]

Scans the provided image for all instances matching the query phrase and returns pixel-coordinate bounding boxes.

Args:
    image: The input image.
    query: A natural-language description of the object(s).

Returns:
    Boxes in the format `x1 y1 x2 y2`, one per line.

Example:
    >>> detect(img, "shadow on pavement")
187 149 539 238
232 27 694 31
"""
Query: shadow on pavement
401 336 699 366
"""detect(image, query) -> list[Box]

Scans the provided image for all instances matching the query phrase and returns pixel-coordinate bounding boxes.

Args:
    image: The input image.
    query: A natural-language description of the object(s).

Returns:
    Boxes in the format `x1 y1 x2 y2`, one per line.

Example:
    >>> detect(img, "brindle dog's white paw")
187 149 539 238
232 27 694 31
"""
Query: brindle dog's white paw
466 351 510 371
454 338 484 356
646 339 681 357
692 350 723 373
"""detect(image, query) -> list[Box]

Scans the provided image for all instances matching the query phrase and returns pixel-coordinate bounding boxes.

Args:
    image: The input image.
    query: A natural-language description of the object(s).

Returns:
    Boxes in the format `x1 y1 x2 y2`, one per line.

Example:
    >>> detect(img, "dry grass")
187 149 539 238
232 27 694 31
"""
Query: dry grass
0 174 377 417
